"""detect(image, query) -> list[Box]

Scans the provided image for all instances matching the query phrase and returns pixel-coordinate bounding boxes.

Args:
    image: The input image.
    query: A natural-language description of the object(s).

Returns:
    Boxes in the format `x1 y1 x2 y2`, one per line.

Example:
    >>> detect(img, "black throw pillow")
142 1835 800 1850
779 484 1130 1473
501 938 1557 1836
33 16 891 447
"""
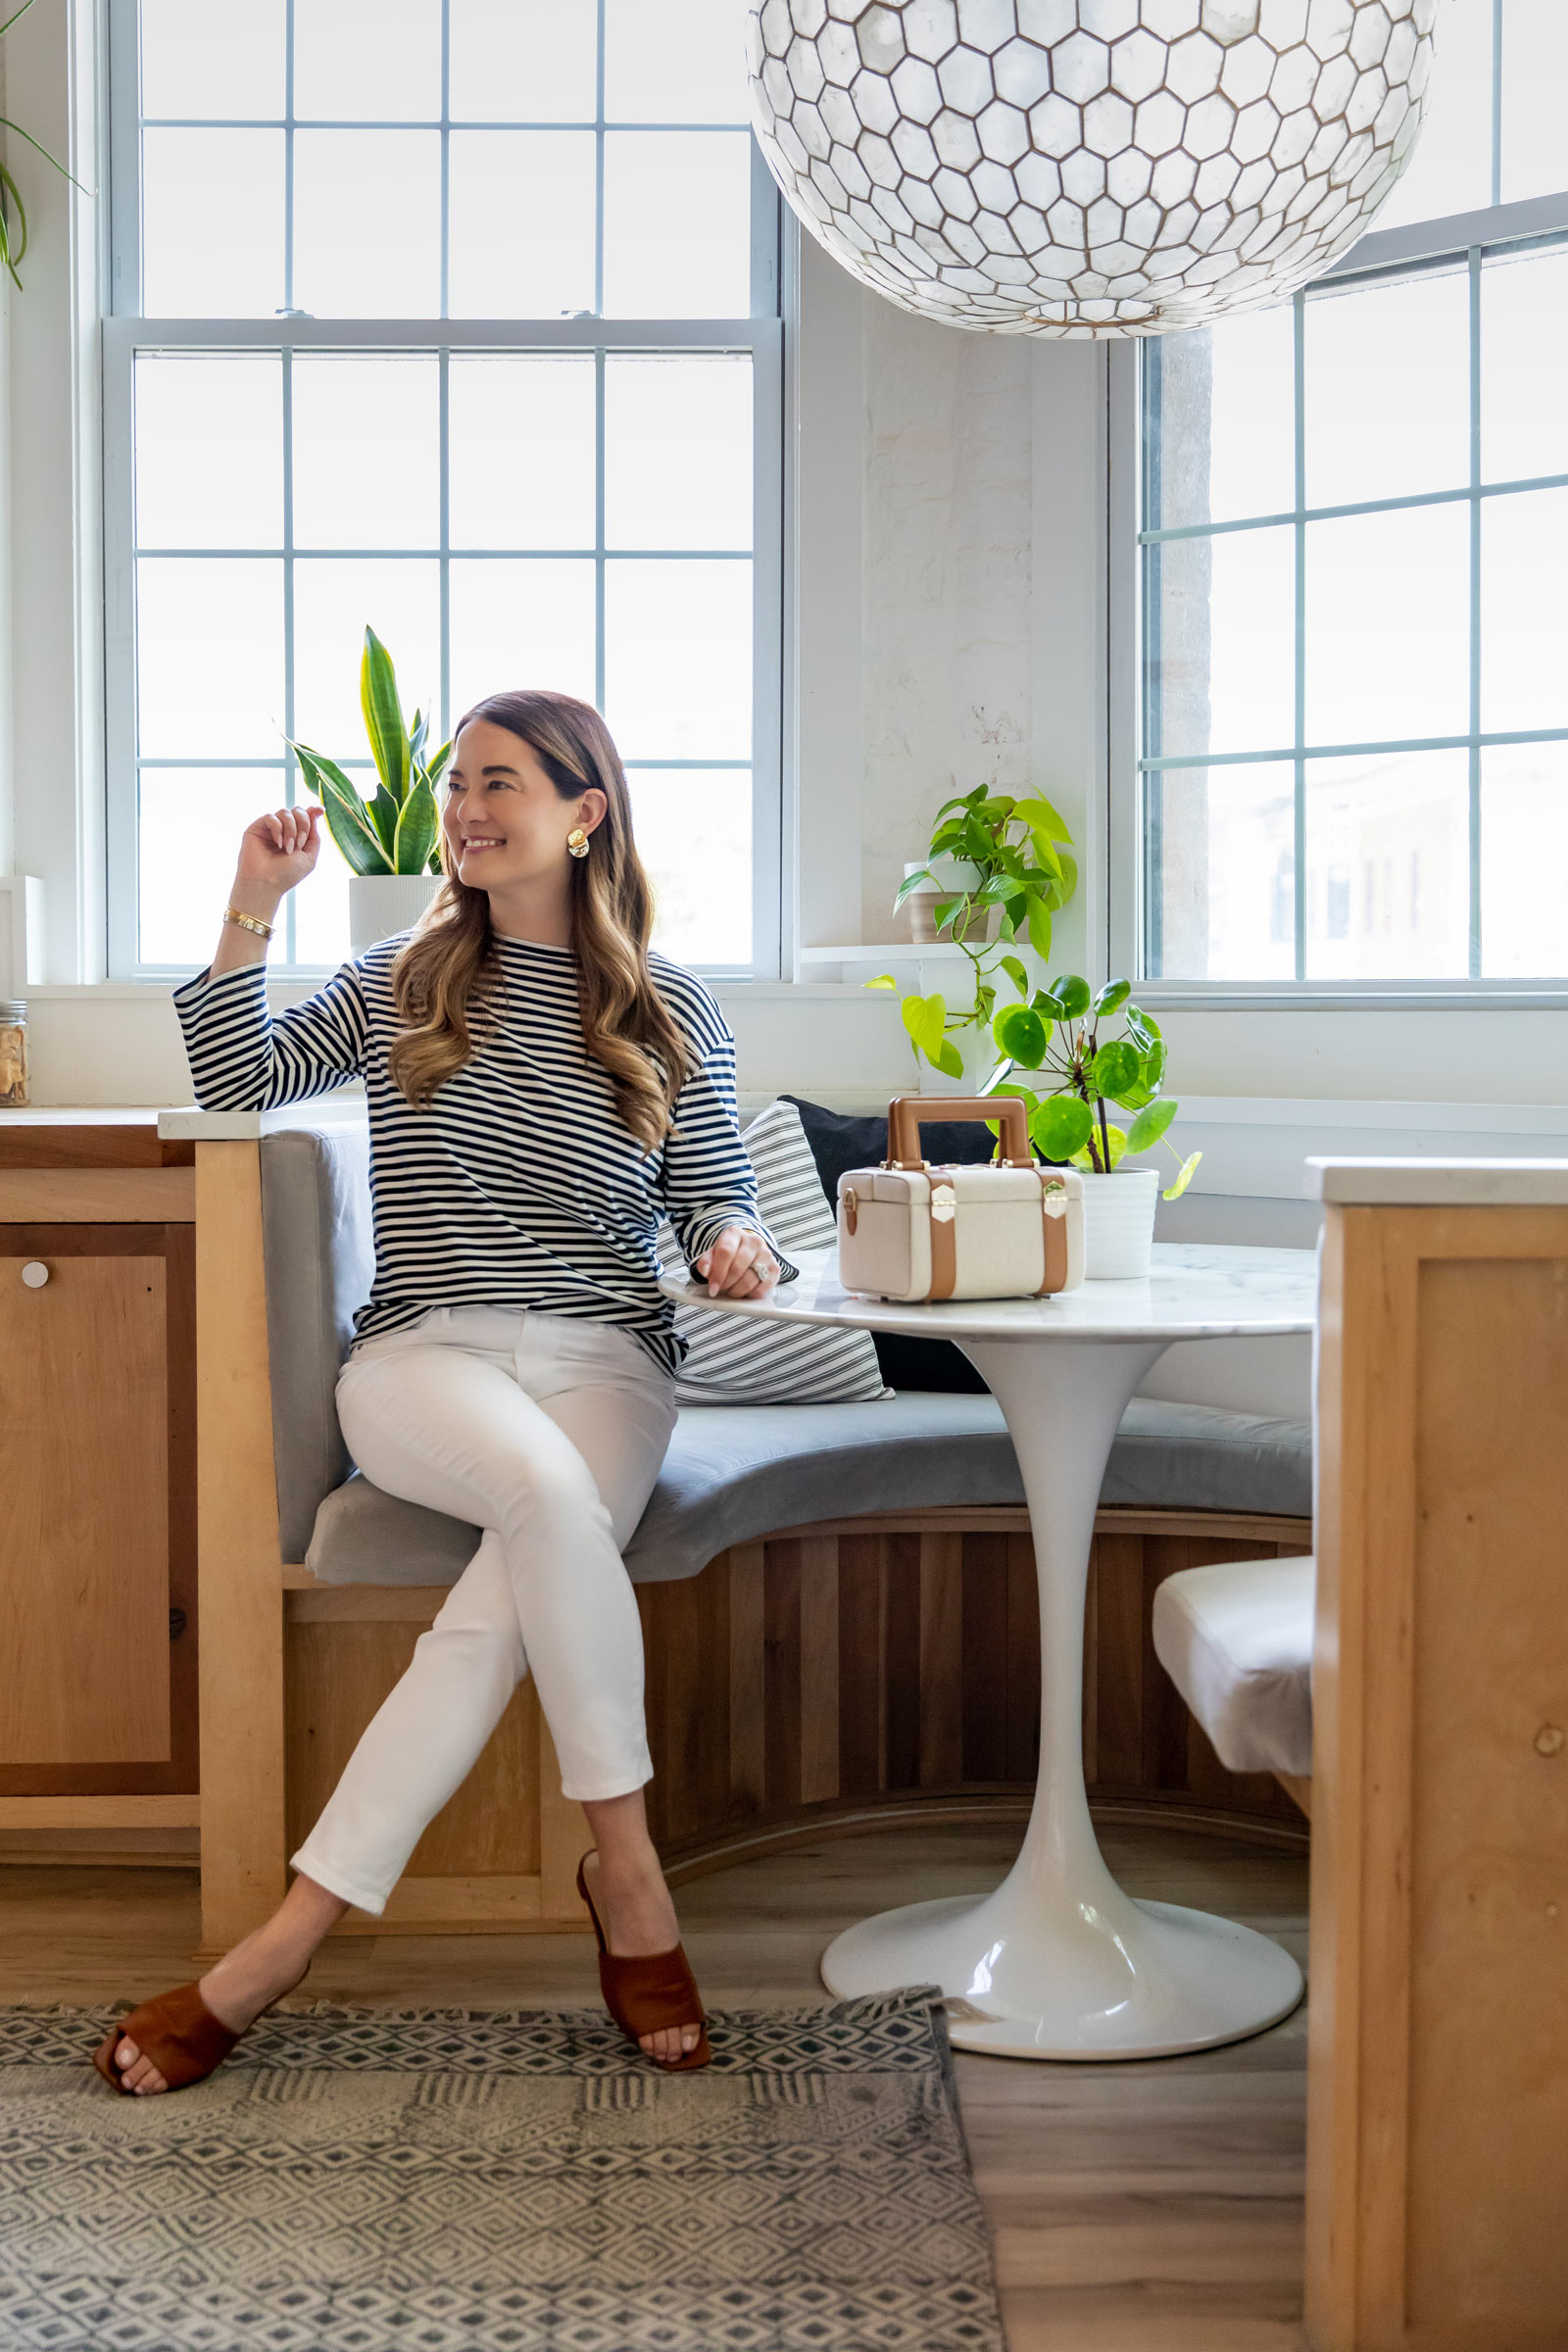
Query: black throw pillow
780 1094 1004 1395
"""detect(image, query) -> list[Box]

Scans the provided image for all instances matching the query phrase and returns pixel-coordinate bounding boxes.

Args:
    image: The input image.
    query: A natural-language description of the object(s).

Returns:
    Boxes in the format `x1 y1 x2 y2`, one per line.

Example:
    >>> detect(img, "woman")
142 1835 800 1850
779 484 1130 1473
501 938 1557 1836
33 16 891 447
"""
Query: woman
95 690 792 2095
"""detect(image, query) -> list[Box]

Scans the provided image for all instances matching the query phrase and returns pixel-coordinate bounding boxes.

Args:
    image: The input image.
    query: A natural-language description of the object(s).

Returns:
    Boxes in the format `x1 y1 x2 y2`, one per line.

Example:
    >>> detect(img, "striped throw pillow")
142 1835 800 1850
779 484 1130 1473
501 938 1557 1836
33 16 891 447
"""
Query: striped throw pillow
656 1097 889 1404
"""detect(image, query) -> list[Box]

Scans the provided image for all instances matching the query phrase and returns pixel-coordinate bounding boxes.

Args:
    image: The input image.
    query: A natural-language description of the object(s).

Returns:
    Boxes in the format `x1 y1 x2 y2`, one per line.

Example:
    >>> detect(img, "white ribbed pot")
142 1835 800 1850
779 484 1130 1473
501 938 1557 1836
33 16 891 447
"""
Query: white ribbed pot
1080 1166 1159 1280
349 872 441 956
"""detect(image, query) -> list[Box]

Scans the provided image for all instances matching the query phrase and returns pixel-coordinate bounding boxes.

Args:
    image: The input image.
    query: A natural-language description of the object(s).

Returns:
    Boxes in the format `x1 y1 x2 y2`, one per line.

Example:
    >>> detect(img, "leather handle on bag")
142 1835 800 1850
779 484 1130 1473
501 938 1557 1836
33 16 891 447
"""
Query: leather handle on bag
887 1093 1031 1170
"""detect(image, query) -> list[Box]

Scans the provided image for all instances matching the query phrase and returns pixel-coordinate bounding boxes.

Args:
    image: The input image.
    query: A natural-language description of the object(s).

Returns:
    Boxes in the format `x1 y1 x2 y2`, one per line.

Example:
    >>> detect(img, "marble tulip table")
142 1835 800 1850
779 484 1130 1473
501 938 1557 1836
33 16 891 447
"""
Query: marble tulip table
661 1240 1316 2061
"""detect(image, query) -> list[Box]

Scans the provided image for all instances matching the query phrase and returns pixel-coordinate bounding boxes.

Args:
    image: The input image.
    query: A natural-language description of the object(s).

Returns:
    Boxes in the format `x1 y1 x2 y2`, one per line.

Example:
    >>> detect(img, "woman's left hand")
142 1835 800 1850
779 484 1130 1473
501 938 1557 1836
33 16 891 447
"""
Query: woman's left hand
694 1226 780 1298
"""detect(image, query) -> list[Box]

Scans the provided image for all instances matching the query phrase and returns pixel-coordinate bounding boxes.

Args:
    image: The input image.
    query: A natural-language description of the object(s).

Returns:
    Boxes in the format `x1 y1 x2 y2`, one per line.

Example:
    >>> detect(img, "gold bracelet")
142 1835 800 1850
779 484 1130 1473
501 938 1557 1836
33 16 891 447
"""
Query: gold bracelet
223 905 274 939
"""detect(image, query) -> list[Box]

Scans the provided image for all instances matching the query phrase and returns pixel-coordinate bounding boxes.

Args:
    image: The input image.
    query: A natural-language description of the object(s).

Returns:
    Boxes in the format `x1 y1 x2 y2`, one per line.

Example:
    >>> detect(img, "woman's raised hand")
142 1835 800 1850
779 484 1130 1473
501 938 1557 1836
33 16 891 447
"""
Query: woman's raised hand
210 804 326 976
233 804 324 900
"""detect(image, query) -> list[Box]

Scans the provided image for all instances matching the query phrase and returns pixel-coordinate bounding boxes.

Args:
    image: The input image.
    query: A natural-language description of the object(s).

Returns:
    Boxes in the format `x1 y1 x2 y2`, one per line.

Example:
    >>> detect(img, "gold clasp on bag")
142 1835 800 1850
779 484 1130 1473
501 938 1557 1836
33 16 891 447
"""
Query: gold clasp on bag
930 1181 956 1223
842 1185 858 1235
1041 1173 1068 1219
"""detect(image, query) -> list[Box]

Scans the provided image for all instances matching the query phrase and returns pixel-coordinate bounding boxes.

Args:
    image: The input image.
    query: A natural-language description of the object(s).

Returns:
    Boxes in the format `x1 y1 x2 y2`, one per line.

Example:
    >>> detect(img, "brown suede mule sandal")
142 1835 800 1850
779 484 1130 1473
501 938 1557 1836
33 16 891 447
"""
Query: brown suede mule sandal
92 1973 307 2097
575 1852 711 2073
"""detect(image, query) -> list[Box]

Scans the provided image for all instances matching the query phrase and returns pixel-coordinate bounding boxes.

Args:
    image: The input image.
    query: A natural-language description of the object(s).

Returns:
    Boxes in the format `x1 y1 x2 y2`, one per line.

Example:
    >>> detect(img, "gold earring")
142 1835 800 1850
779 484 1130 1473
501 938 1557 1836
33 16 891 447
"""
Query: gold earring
566 825 591 859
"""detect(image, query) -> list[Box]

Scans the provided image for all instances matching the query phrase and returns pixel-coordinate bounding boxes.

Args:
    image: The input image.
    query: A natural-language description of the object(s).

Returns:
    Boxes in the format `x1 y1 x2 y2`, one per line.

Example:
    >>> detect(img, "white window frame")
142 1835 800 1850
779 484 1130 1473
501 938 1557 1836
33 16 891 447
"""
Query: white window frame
1109 184 1568 1012
100 0 787 985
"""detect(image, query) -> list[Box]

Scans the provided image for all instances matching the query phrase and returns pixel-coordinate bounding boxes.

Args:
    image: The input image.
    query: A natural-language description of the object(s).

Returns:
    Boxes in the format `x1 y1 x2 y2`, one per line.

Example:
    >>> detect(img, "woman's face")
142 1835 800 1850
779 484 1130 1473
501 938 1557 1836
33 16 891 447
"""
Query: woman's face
441 718 605 894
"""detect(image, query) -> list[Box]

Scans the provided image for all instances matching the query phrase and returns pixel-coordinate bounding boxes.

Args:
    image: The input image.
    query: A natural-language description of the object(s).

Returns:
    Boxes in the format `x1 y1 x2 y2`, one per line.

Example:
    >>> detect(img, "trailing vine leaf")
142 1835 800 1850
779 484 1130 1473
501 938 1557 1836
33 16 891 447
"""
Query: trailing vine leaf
998 954 1029 998
901 992 948 1064
1162 1150 1202 1200
1013 792 1071 841
892 865 939 909
863 973 898 990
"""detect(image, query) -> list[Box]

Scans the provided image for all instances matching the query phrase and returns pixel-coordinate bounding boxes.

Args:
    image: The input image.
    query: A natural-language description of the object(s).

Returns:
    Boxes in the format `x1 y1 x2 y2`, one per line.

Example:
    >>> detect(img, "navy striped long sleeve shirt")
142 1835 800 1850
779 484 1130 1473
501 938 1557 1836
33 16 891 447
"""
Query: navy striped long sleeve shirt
172 931 796 1375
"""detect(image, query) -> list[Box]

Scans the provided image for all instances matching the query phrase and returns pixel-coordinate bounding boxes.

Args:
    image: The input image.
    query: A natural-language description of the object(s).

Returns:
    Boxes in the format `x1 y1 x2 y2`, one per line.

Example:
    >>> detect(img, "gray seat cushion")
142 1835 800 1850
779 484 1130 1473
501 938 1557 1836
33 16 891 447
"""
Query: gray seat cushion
304 1393 1313 1587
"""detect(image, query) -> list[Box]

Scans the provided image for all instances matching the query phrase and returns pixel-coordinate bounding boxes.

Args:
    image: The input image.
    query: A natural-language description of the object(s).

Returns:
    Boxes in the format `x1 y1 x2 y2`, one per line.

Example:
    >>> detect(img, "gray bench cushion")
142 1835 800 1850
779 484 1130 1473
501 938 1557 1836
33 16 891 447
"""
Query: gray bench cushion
304 1393 1313 1587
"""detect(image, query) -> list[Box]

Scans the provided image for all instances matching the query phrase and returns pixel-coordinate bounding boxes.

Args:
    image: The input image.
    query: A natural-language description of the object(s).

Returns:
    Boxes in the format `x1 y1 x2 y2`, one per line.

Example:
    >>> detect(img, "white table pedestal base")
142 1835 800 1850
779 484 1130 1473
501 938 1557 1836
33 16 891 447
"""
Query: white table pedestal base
821 1891 1302 2061
819 1331 1305 2061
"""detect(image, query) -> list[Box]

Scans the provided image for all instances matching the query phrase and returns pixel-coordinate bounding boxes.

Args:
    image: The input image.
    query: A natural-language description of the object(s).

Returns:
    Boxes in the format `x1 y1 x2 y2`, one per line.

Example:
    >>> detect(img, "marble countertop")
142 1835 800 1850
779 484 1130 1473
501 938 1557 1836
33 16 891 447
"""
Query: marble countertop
662 1242 1317 1344
156 1099 367 1140
1307 1155 1568 1204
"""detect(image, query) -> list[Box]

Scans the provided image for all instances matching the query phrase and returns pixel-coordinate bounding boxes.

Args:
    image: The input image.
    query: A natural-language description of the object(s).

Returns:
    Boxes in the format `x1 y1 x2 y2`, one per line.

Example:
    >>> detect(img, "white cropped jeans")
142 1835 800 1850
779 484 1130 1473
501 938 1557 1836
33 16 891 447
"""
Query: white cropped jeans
288 1303 678 1917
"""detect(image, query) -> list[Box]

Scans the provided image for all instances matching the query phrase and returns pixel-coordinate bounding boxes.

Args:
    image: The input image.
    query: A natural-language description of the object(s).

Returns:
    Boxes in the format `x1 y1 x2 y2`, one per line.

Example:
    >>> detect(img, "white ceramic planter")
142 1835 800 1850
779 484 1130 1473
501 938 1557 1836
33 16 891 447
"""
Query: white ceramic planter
1079 1165 1159 1278
902 858 1001 948
349 872 441 956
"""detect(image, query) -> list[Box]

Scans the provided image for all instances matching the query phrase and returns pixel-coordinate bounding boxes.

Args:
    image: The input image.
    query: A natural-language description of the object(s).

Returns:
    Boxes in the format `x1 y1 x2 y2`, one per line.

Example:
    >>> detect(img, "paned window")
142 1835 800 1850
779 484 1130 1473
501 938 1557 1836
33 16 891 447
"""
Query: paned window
105 0 780 978
1135 0 1568 987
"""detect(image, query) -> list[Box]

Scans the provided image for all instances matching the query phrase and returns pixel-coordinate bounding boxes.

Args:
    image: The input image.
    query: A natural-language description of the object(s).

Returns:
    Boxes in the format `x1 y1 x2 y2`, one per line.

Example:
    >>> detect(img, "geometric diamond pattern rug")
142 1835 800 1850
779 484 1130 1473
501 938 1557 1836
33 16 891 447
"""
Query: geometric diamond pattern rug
0 1988 1003 2351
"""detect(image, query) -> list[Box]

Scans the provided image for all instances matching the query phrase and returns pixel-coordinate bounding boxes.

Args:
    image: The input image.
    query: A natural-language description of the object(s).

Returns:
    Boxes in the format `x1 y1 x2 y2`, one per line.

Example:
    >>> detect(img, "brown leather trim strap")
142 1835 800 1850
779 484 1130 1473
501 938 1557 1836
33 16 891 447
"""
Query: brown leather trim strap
926 1164 957 1301
1036 1171 1069 1296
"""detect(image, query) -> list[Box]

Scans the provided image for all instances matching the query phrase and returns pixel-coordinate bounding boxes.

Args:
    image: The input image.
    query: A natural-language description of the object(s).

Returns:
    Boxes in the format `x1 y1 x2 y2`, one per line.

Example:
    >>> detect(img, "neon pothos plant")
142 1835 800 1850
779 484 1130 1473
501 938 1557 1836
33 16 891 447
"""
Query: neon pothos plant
865 785 1077 1081
988 976 1201 1200
288 627 452 878
1 0 93 291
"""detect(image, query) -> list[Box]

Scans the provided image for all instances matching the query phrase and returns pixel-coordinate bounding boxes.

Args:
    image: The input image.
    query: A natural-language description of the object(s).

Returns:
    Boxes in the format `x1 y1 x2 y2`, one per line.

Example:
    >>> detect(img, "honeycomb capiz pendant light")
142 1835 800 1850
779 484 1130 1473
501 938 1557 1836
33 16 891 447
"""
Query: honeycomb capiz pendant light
747 0 1439 336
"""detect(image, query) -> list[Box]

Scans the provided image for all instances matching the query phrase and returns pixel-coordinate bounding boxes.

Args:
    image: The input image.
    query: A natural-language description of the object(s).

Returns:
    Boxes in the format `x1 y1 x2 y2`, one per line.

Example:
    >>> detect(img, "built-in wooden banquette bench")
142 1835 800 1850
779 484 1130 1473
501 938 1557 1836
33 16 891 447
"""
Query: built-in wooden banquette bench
172 1108 1313 1956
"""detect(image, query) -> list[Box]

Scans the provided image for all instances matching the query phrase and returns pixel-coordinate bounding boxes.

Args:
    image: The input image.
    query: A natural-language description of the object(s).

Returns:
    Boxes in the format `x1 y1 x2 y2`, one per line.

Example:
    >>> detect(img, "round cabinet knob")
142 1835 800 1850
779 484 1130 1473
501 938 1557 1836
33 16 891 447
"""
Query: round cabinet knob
21 1261 49 1289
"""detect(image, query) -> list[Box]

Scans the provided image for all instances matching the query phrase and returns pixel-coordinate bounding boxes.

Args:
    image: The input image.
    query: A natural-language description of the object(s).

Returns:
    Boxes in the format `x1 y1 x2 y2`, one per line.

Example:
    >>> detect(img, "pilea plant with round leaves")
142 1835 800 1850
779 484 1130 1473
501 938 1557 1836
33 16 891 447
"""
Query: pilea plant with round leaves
987 975 1201 1200
866 784 1077 1080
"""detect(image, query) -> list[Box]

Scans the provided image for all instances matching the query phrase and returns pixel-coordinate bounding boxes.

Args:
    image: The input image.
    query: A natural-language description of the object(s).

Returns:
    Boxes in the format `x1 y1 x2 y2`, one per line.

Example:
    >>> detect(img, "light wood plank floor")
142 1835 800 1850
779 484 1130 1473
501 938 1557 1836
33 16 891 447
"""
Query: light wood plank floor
0 1820 1308 2352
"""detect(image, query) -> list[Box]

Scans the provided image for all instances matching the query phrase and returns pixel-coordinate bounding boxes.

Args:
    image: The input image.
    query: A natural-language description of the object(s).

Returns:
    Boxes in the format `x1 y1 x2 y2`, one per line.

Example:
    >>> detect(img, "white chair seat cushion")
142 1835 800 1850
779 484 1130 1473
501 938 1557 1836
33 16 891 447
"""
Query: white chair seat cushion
1151 1554 1315 1779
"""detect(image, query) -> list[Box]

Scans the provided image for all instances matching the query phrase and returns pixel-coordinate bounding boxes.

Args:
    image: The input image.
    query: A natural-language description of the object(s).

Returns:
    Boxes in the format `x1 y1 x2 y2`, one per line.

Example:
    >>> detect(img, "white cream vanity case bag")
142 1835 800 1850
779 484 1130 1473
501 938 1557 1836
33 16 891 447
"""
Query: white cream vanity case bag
837 1096 1086 1304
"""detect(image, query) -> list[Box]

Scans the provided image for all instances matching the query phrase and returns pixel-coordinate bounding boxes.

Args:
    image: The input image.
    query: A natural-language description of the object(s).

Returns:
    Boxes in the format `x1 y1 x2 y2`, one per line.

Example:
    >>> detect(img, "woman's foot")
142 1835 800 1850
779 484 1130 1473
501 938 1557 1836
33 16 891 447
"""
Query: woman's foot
111 1919 317 2094
579 1849 704 2065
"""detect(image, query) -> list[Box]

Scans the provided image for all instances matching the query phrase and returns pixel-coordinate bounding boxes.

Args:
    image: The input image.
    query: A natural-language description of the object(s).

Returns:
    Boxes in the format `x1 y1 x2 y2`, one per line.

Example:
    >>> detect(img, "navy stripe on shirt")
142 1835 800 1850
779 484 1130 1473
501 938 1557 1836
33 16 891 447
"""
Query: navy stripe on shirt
172 931 797 1375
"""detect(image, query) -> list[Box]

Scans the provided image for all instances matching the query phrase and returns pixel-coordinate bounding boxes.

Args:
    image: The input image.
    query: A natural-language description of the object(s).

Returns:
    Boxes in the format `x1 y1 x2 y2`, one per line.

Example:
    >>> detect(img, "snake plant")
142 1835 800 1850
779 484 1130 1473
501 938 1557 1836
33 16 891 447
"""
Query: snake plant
289 626 452 878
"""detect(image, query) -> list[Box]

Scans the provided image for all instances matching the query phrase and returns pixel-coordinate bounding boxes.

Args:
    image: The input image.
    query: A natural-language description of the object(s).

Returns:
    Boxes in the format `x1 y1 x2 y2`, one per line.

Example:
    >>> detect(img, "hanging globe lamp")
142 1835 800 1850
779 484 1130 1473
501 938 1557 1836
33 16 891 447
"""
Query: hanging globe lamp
747 0 1439 336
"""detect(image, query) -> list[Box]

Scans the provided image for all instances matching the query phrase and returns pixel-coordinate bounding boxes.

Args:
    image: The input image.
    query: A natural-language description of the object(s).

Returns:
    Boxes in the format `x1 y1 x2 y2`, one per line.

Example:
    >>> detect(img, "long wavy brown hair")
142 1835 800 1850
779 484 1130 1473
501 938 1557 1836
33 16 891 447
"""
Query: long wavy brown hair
385 691 690 1152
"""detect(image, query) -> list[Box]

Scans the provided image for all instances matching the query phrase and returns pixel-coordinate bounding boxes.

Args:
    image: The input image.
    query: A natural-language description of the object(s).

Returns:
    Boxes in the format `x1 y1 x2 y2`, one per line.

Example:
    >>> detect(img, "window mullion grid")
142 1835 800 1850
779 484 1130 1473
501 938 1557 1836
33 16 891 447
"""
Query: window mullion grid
439 0 451 320
595 347 608 713
595 0 607 318
282 344 297 968
284 0 295 313
1468 242 1484 977
1293 288 1306 985
1491 0 1503 210
1140 339 1164 979
439 347 452 746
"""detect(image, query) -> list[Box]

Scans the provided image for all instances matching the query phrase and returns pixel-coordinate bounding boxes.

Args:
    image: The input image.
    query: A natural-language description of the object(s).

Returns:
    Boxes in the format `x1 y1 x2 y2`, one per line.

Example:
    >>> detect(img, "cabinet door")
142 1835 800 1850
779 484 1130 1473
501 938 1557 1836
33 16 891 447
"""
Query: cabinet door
0 1226 197 1793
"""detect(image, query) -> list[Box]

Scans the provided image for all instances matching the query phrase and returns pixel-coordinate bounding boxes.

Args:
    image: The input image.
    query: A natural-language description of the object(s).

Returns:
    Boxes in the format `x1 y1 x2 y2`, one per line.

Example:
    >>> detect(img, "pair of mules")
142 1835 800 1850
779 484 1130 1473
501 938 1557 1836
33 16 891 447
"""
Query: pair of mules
93 1853 710 2095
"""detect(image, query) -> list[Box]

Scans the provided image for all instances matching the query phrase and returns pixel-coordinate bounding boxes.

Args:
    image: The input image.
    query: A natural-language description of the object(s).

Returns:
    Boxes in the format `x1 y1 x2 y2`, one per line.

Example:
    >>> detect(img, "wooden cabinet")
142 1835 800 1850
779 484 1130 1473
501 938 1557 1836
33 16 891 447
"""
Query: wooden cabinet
0 1116 198 1838
1305 1177 1568 2352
